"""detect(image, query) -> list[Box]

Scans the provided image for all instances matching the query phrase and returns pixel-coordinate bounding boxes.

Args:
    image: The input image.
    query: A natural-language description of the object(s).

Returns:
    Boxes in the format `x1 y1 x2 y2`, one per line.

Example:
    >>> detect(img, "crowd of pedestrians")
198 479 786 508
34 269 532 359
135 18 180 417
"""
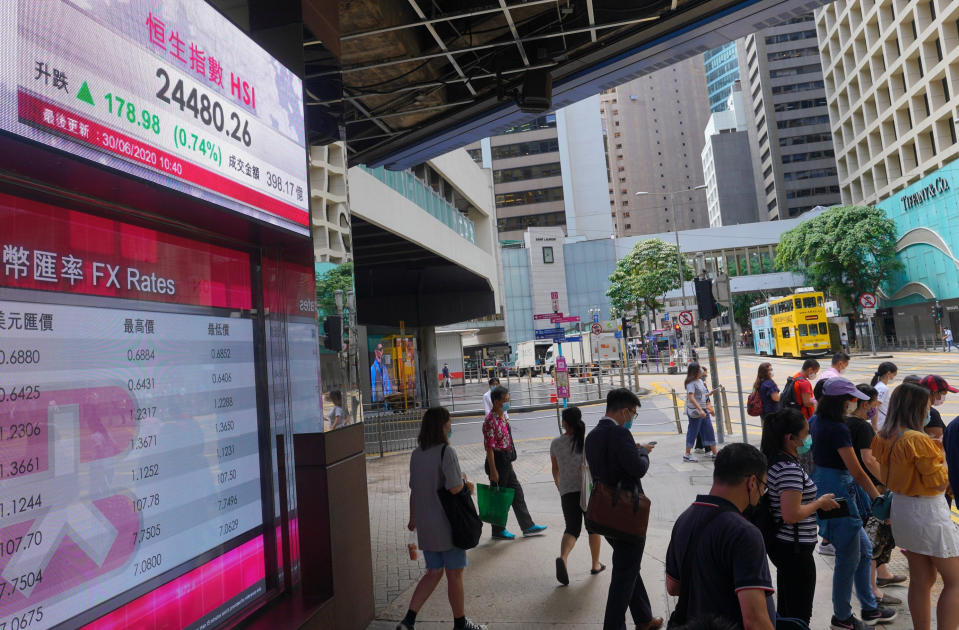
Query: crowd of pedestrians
397 350 959 630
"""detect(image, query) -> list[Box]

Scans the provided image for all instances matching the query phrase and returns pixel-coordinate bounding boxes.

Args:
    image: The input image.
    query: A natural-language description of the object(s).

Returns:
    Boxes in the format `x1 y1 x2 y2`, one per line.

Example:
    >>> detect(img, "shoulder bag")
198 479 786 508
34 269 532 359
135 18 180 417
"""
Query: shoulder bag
871 433 900 522
584 428 650 543
437 445 483 550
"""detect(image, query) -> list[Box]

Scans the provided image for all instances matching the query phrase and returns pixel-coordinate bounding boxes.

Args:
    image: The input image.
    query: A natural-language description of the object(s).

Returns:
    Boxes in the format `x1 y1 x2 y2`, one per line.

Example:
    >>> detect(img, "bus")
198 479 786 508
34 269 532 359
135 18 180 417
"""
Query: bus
750 303 774 356
768 290 831 357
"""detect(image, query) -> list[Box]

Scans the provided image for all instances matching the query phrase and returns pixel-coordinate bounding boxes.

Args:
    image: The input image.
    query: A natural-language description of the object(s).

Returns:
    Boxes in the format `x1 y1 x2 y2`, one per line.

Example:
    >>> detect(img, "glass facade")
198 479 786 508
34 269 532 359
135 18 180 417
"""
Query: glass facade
502 247 533 350
564 239 616 323
704 43 740 113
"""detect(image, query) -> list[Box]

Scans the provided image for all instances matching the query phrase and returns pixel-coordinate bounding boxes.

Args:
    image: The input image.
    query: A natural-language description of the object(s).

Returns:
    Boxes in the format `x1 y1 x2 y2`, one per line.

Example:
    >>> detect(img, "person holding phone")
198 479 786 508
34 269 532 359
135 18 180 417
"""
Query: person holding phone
684 363 717 462
761 408 840 623
811 378 896 629
873 383 959 630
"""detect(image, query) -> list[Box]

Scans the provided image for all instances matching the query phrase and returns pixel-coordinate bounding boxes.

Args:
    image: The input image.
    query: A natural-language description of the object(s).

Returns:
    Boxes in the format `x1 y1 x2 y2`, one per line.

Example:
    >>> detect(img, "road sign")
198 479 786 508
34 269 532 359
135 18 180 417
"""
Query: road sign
553 316 580 323
555 357 570 399
551 292 559 300
663 312 670 321
859 293 877 309
533 313 556 320
863 308 877 317
614 331 623 339
590 323 603 336
565 335 582 342
535 328 565 341
592 312 600 324
678 310 694 326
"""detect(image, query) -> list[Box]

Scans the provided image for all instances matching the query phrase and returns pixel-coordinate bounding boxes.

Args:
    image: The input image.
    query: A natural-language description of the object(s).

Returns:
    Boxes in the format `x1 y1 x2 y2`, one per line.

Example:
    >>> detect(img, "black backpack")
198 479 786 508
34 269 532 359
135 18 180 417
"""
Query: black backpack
747 456 801 553
779 376 804 410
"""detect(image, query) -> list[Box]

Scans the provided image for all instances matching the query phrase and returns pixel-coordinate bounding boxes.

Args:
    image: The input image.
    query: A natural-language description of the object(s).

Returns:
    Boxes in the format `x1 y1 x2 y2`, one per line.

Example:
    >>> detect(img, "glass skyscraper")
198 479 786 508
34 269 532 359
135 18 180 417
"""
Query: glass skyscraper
703 42 740 112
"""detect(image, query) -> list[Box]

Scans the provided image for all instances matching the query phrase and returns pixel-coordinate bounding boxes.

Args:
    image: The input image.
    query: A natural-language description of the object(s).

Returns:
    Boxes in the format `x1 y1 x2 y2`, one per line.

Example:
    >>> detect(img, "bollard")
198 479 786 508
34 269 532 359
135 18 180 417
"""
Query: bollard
721 386 733 434
671 388 683 434
633 362 640 393
556 400 563 435
377 414 385 458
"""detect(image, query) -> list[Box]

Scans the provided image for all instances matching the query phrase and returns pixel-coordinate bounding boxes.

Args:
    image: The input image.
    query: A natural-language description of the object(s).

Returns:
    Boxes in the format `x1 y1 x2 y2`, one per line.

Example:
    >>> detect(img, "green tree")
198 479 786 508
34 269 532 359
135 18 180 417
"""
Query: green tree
732 292 766 332
316 262 354 315
607 239 692 333
776 206 901 312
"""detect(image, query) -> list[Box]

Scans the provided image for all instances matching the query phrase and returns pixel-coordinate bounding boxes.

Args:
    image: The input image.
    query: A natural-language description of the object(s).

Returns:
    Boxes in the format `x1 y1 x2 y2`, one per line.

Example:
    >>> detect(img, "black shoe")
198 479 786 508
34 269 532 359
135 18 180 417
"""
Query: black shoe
555 557 569 585
862 607 897 625
831 615 866 630
454 619 487 630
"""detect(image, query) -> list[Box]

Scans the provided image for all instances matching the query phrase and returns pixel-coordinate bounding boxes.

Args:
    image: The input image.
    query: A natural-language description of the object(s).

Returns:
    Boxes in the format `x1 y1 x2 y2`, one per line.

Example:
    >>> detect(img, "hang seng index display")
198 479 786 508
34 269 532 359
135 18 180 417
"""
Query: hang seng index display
0 0 309 231
0 300 262 630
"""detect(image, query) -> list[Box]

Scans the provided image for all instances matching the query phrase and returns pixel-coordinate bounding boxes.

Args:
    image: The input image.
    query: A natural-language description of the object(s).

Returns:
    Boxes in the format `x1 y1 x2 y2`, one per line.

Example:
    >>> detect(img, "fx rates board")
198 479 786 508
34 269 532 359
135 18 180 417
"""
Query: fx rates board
0 299 262 630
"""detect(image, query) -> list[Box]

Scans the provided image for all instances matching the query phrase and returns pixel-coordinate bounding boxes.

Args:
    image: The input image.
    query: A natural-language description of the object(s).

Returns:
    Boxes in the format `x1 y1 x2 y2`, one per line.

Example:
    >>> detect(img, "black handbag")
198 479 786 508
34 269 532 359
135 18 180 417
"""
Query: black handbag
437 445 483 550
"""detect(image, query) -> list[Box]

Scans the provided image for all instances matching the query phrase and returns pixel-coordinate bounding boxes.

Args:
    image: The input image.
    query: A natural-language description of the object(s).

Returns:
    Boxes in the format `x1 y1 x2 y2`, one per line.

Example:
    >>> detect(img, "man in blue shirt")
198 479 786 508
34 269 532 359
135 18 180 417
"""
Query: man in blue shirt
585 388 659 630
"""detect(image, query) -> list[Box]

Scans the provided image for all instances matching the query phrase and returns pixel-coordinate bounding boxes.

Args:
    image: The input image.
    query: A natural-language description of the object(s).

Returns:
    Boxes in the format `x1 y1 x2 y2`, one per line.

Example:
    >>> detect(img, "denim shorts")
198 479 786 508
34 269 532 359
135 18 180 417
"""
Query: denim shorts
423 548 468 570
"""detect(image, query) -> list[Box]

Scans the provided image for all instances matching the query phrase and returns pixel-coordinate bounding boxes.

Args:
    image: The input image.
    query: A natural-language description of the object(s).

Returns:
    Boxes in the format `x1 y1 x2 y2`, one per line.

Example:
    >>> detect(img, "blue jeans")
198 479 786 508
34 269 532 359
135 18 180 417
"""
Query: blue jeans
812 466 877 619
686 413 716 448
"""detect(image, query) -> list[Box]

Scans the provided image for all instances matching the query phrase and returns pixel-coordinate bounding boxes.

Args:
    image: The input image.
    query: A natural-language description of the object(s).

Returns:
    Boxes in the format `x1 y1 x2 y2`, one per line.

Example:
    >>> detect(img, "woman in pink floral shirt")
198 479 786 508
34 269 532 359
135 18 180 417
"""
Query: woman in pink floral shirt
483 386 547 540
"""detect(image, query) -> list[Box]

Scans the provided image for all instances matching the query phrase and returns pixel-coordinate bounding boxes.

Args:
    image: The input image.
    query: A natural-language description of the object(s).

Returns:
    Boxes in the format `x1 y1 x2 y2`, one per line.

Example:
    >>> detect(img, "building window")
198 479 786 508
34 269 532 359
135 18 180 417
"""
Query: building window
543 246 554 264
490 138 560 159
494 186 564 207
493 162 562 183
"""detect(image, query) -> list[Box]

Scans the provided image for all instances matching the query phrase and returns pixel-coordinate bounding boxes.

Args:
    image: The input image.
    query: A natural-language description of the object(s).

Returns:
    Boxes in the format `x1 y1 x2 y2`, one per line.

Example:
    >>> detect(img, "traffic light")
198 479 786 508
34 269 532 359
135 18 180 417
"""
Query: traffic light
694 278 719 320
673 323 681 334
323 315 343 351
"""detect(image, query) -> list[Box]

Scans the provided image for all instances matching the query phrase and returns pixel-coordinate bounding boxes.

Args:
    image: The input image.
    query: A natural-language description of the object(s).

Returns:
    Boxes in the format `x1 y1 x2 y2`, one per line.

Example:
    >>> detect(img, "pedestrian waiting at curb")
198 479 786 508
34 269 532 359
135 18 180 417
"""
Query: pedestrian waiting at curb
869 362 898 432
873 382 959 630
818 352 851 382
754 362 781 420
550 406 604 585
665 443 776 630
399 407 486 630
482 377 501 417
683 363 717 463
810 378 896 630
785 359 819 421
761 408 840 624
482 386 546 540
918 374 956 440
585 388 660 630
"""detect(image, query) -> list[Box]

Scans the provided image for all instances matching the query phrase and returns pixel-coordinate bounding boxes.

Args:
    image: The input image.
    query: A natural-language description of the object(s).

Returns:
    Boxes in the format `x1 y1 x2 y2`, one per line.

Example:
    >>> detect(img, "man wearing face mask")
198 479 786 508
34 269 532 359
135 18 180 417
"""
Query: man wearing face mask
918 374 957 440
585 388 659 630
482 386 546 540
665 443 775 630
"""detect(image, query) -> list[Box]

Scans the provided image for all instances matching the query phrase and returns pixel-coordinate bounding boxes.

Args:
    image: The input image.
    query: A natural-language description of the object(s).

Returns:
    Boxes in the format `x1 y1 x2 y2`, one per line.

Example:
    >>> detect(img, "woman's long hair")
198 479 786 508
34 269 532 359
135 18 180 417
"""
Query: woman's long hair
562 406 586 453
684 362 702 387
417 407 450 449
879 383 932 439
870 362 898 387
760 407 807 464
753 362 772 391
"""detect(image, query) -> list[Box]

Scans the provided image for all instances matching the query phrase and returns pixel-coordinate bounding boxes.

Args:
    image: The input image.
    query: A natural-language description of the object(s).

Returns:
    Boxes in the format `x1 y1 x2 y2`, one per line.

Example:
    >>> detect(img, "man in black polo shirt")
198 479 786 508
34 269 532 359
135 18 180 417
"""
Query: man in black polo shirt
665 443 775 630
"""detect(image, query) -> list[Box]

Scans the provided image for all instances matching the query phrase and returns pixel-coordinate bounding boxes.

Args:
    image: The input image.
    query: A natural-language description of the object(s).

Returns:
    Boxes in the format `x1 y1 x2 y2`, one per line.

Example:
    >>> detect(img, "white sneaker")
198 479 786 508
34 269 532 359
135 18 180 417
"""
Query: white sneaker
683 454 699 462
818 541 836 556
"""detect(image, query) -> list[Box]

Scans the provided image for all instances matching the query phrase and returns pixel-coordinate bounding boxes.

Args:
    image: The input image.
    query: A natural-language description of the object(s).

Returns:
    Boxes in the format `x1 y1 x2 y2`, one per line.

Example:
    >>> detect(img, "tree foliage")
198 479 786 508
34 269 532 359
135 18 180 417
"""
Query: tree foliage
607 239 693 329
776 206 901 313
732 293 766 332
316 262 354 315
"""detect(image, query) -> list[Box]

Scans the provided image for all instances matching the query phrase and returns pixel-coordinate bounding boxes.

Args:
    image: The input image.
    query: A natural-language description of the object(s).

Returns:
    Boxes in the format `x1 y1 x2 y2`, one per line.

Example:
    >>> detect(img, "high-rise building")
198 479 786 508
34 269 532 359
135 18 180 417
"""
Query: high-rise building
601 56 712 236
740 15 842 220
704 42 741 113
815 1 959 205
702 81 761 227
470 95 612 242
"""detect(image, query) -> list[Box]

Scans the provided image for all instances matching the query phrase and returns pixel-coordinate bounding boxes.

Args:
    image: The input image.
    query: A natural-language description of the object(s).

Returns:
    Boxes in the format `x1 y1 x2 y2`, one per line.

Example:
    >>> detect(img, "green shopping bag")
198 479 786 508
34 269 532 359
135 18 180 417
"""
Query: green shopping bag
476 483 514 527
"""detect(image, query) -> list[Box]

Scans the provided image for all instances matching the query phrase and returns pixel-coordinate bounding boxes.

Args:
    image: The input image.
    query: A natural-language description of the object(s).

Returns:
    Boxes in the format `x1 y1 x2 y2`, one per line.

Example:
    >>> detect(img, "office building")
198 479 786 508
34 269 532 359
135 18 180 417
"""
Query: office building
702 81 762 227
601 55 712 236
740 14 842 220
704 42 742 112
815 1 959 205
469 95 612 242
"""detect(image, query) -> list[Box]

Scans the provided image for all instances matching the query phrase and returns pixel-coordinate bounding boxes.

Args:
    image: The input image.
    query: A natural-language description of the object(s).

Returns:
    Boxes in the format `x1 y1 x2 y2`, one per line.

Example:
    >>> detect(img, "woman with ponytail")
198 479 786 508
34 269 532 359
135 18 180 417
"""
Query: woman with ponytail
869 362 898 431
551 406 604 584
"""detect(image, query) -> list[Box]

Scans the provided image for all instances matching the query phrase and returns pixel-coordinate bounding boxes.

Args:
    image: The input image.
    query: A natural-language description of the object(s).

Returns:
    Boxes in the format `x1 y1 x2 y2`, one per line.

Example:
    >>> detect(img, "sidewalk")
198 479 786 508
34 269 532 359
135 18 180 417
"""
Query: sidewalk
365 425 923 630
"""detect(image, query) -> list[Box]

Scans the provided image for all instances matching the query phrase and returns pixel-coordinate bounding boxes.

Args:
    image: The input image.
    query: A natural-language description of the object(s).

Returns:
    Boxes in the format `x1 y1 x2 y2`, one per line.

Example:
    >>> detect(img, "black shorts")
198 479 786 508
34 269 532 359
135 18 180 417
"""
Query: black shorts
560 492 592 538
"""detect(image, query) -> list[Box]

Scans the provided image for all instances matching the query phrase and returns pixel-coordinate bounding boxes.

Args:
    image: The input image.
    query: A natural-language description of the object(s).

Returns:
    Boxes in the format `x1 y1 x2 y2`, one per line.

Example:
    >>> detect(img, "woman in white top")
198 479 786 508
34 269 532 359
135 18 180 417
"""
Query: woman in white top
869 362 897 431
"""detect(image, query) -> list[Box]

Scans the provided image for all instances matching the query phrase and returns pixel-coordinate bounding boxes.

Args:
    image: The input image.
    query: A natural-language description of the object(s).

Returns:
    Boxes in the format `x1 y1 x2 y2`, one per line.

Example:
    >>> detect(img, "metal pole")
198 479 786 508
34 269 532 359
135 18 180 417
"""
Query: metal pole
867 315 877 356
558 341 567 408
671 388 683 434
723 276 748 443
706 318 725 444
619 329 626 388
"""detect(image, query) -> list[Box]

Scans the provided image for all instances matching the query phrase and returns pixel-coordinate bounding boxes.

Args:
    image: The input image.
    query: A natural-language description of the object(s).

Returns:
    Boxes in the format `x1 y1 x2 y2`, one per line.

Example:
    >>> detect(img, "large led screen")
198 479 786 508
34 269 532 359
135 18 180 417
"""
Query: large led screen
0 192 268 629
0 0 309 233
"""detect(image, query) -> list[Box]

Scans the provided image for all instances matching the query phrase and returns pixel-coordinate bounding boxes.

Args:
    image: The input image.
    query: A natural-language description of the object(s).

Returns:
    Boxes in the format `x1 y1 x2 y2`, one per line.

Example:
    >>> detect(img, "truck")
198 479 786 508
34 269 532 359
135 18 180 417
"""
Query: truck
543 334 621 375
515 340 551 376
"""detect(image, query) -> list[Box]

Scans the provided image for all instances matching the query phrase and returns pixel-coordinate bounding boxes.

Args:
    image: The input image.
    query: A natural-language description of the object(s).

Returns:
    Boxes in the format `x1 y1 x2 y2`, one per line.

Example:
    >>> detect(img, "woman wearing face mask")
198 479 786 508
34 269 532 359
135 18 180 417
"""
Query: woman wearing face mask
401 407 487 630
810 378 896 630
761 407 839 623
846 384 904 607
917 375 957 440
483 386 546 540
684 363 717 462
872 383 959 630
869 362 898 432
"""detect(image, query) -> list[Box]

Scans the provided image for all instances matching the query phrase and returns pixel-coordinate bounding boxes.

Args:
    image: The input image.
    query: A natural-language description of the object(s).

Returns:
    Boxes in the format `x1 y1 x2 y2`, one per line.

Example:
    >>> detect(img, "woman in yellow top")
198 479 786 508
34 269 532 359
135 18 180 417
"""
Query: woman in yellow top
872 382 959 630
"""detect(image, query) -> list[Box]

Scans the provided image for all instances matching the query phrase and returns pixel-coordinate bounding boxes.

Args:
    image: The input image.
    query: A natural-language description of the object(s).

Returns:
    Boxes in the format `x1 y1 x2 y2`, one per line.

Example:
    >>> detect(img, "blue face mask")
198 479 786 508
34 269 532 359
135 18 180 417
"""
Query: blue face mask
447 425 453 438
624 419 633 430
797 435 812 455
924 413 933 428
502 402 511 412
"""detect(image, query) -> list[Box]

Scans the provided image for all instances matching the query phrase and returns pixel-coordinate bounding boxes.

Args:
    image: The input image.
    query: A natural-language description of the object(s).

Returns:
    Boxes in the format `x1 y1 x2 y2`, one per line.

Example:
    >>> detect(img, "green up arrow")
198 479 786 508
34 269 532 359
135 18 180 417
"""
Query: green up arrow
76 81 94 106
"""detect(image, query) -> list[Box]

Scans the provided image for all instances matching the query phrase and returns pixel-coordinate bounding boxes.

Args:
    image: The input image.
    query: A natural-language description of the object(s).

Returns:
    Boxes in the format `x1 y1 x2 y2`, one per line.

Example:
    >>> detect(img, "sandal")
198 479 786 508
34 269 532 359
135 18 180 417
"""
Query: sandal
590 563 607 575
876 574 907 587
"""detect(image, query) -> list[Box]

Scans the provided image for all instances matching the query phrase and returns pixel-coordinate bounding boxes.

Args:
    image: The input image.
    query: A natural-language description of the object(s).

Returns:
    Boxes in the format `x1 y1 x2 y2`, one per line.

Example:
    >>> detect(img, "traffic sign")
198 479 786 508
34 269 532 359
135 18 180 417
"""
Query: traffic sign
678 310 694 326
533 313 557 320
591 323 603 336
553 315 580 323
614 331 623 339
565 335 582 342
535 327 566 341
859 293 877 309
863 308 877 317
592 312 600 324
663 313 670 321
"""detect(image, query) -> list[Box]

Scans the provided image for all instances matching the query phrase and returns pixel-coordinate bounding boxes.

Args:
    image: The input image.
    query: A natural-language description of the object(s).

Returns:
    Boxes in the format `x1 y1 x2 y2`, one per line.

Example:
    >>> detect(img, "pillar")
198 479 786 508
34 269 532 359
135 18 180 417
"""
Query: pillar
417 326 439 408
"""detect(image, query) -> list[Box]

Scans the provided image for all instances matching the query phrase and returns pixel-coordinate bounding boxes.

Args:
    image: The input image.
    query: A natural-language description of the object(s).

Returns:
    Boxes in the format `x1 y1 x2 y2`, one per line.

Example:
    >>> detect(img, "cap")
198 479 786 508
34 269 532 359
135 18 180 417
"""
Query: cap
822 377 871 400
920 374 959 393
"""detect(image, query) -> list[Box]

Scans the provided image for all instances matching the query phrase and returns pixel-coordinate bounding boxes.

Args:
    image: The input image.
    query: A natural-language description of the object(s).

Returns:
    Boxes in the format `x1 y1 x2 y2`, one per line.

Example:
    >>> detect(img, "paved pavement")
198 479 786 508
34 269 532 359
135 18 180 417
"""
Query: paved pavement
365 350 959 630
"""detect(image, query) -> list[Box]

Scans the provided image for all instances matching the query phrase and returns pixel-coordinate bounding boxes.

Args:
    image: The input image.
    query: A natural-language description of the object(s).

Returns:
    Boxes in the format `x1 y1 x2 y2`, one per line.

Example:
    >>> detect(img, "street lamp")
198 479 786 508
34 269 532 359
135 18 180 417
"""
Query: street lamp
635 185 706 321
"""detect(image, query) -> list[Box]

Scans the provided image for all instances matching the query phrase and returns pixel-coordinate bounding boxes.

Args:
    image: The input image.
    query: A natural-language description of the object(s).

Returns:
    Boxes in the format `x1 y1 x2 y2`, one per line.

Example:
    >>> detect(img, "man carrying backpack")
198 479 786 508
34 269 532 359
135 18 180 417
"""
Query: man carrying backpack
780 359 819 420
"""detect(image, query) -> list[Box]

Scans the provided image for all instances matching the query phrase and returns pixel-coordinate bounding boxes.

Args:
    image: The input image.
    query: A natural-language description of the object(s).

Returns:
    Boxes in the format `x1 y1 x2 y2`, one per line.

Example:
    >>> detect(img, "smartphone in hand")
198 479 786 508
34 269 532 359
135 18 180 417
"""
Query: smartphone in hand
817 497 850 520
